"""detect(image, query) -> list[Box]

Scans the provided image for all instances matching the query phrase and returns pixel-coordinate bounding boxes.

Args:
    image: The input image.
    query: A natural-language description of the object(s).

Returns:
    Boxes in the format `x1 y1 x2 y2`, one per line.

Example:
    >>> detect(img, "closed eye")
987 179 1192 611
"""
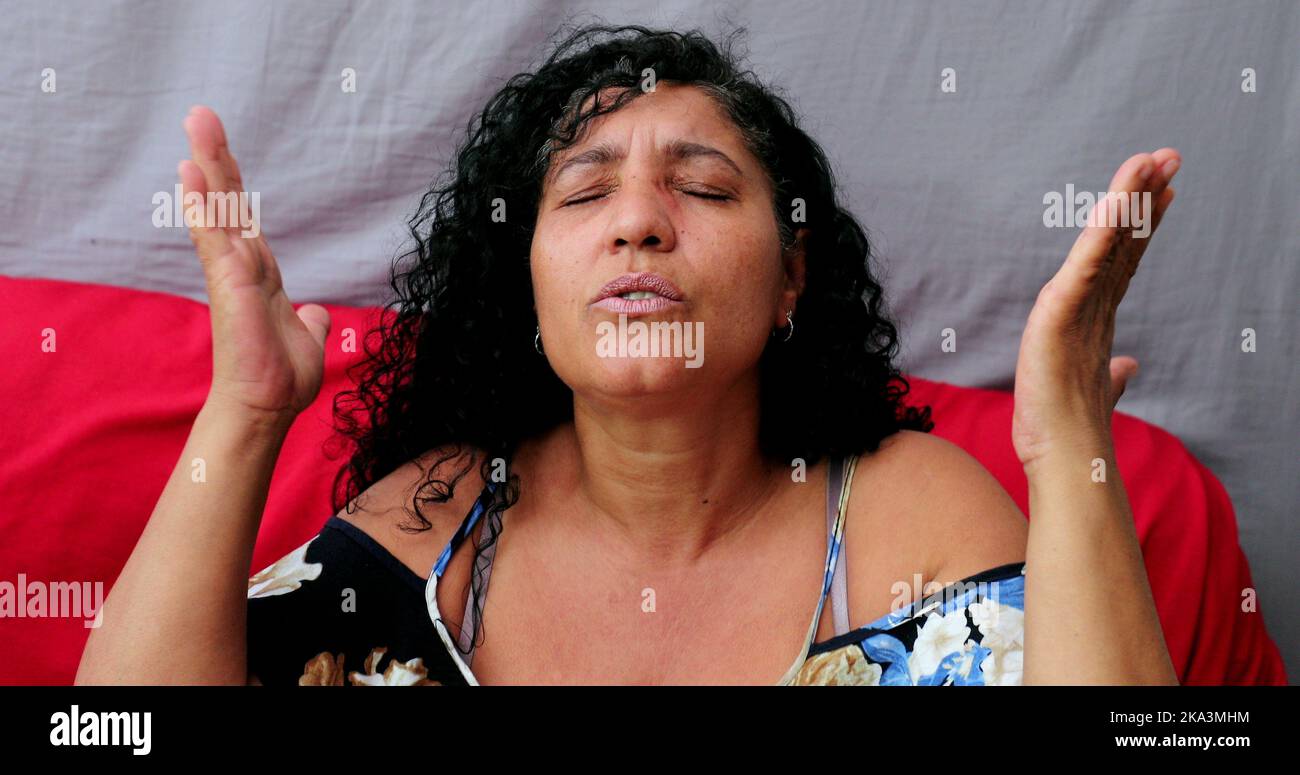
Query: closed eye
562 192 609 207
683 189 732 201
560 186 733 207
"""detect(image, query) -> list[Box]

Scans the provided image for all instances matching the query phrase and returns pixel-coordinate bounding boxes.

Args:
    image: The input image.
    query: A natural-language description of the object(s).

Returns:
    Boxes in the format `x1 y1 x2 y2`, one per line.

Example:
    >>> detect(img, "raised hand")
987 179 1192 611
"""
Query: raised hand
179 106 331 426
1012 149 1181 468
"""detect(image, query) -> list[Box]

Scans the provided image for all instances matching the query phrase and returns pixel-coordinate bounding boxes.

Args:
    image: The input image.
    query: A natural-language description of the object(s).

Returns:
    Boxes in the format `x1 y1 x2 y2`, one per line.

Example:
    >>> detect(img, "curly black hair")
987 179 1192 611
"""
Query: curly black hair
327 22 933 657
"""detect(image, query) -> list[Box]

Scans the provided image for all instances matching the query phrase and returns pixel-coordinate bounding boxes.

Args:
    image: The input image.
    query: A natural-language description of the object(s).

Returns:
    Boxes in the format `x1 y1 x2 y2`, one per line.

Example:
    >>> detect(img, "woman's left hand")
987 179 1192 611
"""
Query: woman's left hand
1012 149 1181 469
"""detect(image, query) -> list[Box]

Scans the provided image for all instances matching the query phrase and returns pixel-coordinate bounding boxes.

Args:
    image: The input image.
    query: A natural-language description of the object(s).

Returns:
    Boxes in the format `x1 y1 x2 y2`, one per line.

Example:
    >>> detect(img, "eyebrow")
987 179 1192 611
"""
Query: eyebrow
548 139 745 185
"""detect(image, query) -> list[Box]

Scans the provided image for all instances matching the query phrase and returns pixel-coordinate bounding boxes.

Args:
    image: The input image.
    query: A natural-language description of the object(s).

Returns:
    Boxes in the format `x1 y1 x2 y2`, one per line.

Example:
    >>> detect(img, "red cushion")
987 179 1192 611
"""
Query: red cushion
0 275 1286 685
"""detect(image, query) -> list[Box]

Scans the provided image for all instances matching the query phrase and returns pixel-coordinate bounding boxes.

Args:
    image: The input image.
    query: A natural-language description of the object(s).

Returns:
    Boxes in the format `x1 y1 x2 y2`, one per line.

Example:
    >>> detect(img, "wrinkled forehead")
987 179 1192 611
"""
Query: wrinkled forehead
538 82 748 187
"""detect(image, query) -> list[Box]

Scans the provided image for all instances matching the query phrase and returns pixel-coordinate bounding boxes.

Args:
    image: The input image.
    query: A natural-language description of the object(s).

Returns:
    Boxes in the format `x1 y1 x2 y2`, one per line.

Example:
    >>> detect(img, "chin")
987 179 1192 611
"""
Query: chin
582 355 708 400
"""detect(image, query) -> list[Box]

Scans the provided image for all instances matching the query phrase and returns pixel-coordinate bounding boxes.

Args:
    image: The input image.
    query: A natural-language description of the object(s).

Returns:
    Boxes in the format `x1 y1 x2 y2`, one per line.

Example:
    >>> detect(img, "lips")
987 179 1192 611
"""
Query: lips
591 272 686 316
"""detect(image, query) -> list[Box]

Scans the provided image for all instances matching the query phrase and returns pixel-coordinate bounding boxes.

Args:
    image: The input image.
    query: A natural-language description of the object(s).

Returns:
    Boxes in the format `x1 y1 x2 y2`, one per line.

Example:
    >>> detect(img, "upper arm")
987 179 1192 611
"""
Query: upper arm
863 430 1028 587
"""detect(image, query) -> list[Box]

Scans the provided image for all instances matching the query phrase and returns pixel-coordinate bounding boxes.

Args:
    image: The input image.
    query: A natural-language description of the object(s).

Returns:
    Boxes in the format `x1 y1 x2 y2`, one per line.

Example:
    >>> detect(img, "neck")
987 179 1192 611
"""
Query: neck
562 375 782 569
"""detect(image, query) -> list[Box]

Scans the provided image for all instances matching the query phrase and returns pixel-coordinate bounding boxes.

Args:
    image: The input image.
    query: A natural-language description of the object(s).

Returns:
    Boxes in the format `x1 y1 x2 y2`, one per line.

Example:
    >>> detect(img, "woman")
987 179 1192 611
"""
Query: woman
77 25 1180 685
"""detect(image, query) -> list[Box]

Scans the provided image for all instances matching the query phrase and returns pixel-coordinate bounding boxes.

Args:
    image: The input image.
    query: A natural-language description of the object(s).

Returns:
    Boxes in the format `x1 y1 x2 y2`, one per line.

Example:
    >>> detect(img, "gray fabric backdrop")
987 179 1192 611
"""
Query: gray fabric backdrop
2 0 1296 678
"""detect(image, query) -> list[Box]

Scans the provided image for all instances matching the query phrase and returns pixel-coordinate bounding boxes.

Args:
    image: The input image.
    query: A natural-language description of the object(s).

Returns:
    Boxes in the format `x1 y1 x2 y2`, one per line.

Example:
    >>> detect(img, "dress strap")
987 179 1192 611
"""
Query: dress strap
827 457 851 638
457 498 504 664
431 479 498 579
424 475 501 676
776 452 859 685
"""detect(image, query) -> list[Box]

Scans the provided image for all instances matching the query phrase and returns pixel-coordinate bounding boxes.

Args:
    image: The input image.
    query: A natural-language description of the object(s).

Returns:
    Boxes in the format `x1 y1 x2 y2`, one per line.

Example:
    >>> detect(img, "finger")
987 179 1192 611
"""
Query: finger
1103 152 1158 199
1108 356 1139 410
1101 153 1163 241
205 106 245 191
1117 149 1179 244
1082 154 1155 249
1144 148 1181 200
1125 180 1181 282
1056 153 1167 294
1051 197 1127 294
183 107 226 192
295 303 331 349
1153 150 1180 184
1150 185 1175 235
178 159 234 266
1109 185 1179 301
183 105 243 195
1131 151 1179 246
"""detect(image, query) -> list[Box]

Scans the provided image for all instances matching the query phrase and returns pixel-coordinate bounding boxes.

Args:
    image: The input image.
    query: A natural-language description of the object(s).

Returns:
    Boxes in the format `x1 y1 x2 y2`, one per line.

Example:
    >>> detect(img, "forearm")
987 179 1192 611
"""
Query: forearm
76 397 290 685
1021 435 1179 685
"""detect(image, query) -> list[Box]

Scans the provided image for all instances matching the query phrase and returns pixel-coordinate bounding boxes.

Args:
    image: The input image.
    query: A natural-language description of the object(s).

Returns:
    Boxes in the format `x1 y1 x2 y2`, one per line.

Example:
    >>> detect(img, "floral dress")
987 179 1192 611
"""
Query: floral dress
246 519 456 685
791 563 1025 686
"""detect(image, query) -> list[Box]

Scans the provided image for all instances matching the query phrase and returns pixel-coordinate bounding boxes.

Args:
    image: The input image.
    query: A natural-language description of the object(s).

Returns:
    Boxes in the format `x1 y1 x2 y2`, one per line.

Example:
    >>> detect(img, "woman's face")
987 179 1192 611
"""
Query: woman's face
531 82 804 410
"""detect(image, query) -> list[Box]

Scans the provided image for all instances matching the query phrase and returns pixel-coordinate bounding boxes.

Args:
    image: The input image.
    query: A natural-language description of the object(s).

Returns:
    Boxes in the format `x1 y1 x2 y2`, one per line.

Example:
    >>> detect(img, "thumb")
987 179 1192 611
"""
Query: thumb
295 303 331 349
1108 356 1139 409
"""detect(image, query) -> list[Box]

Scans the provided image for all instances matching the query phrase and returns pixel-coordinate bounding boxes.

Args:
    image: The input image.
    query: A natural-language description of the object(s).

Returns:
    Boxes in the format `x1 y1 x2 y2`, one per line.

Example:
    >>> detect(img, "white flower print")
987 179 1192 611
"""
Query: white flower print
348 647 440 686
952 640 980 681
247 537 323 599
982 646 1023 686
908 609 971 682
970 598 1022 647
970 599 1024 685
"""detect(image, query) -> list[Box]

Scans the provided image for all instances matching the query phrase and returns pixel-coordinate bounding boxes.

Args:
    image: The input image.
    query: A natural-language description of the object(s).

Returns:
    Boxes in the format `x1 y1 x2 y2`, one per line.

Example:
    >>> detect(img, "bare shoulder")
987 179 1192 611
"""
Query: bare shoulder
332 444 492 568
848 430 1027 588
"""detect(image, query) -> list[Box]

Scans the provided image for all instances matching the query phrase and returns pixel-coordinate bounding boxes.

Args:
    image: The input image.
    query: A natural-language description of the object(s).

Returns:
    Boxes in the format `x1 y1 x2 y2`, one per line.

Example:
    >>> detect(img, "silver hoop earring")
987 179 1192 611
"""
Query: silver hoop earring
534 325 543 354
772 310 794 342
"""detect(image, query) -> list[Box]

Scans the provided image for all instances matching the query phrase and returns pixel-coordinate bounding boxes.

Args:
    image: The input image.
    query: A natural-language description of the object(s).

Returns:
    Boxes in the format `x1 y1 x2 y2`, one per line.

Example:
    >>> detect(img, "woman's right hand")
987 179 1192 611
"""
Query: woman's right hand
180 106 330 427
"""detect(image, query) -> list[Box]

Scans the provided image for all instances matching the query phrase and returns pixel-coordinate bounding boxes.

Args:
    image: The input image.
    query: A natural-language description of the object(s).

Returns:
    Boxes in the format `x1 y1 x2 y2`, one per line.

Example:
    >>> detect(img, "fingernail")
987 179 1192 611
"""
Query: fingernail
1161 158 1180 178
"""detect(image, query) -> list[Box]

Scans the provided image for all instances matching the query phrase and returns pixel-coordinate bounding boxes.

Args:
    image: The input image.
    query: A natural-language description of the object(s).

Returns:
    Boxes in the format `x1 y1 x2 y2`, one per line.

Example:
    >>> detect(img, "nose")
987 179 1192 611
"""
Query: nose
602 176 676 255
